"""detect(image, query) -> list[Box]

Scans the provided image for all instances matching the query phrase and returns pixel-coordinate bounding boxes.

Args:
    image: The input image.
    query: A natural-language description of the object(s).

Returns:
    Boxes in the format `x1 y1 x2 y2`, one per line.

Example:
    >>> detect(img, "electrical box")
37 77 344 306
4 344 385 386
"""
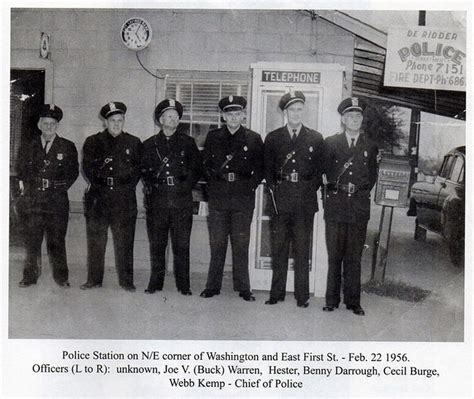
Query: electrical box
375 155 411 207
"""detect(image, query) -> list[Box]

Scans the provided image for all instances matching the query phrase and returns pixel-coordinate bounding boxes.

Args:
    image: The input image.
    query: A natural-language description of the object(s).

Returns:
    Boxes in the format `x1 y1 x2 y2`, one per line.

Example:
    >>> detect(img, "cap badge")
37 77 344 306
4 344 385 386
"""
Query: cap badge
351 98 359 106
109 102 116 112
289 89 295 97
170 99 175 107
229 95 233 103
49 104 55 111
57 153 63 160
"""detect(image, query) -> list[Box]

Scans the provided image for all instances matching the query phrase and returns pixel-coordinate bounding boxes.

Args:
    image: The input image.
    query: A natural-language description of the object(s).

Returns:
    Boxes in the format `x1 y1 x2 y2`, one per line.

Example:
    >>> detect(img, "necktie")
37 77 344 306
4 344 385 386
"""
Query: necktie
292 129 297 143
350 138 355 149
43 140 50 155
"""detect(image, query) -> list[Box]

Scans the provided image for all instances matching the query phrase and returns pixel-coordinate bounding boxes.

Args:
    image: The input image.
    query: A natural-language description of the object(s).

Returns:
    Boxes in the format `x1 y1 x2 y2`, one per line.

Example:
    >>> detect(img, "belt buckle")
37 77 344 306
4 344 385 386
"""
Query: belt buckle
290 172 298 183
228 172 235 182
42 178 49 189
107 177 114 186
348 183 355 194
167 176 175 186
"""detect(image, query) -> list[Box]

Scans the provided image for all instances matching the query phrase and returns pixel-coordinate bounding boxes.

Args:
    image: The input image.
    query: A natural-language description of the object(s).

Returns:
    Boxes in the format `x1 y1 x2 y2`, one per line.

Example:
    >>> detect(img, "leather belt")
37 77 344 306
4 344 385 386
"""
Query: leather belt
328 183 371 193
278 172 311 183
94 176 131 187
35 178 67 191
153 176 186 186
219 172 250 182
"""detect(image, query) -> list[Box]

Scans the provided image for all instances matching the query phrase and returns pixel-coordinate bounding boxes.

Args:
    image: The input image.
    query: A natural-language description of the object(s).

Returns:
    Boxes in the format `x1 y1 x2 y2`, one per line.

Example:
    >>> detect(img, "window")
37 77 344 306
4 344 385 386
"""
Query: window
450 155 464 183
163 71 250 149
439 155 455 178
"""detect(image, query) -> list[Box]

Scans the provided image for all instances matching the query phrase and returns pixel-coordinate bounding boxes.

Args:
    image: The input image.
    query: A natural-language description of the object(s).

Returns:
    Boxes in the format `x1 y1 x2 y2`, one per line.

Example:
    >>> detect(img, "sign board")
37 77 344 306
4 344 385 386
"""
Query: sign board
384 27 466 92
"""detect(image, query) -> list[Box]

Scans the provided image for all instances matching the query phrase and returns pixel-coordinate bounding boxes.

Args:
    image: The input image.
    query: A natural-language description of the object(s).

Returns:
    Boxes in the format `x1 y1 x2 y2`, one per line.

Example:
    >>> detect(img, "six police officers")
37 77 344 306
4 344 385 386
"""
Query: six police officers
81 102 142 292
200 96 264 301
17 104 79 288
142 99 202 295
15 94 378 315
263 91 325 308
322 97 378 316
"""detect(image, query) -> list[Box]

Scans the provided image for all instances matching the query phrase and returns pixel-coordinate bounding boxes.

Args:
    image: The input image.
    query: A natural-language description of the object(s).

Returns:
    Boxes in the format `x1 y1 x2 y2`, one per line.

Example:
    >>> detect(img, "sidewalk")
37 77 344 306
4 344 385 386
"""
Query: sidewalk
8 215 464 341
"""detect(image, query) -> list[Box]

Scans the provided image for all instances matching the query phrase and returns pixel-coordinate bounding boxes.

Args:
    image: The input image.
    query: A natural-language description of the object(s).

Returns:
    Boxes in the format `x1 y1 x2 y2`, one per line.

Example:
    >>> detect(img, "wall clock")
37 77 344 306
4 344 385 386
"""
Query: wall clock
120 17 153 51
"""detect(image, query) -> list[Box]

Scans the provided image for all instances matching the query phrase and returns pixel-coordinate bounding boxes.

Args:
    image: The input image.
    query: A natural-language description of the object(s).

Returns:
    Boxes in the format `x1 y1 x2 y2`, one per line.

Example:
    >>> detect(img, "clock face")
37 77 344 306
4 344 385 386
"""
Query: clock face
120 18 152 51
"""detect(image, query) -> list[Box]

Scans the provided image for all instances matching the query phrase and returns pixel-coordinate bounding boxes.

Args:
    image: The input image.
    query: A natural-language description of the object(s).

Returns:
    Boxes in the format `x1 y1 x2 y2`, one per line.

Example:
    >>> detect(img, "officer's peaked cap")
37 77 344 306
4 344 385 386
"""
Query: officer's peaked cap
279 90 305 111
218 95 247 112
100 102 127 119
155 99 184 121
338 97 367 115
39 104 63 122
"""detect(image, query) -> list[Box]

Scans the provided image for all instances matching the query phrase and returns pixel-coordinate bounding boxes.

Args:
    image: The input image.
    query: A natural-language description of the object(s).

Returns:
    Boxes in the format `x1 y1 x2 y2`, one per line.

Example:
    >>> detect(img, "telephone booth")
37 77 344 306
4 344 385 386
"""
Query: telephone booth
248 62 345 296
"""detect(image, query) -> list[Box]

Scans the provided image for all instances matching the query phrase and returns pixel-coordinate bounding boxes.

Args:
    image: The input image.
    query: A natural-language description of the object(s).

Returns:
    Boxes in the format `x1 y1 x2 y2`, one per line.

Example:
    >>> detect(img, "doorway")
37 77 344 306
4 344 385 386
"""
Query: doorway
10 69 45 244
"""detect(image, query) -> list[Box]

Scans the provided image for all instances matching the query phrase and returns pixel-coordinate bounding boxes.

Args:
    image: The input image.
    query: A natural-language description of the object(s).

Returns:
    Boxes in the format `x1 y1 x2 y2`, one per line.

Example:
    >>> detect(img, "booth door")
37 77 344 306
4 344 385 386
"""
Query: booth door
250 87 323 292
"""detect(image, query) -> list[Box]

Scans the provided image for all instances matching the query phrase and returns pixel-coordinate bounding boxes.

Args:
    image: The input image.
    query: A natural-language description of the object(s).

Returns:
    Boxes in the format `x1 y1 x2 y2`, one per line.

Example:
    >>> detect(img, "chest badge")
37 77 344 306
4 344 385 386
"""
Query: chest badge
57 153 63 160
243 146 248 152
309 146 313 152
126 149 130 155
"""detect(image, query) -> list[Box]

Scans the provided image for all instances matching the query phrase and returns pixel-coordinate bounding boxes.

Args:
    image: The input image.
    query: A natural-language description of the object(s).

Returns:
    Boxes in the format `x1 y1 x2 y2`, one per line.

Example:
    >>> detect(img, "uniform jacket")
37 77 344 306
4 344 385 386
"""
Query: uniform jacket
264 125 324 214
17 134 79 214
141 131 202 209
83 130 142 211
323 132 378 223
203 125 264 211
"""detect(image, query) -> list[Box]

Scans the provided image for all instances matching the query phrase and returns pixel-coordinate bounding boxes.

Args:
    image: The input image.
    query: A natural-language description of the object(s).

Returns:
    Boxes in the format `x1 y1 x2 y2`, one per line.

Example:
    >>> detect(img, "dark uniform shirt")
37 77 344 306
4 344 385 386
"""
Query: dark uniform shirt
323 132 378 223
141 131 202 208
83 130 142 210
203 125 264 210
264 125 325 214
17 135 79 213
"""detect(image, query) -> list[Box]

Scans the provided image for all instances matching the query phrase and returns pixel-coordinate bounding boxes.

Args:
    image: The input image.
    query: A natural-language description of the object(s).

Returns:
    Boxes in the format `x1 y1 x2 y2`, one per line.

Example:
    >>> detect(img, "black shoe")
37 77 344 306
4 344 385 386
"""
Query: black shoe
200 289 220 298
19 279 36 288
323 304 339 312
121 285 136 292
265 296 284 305
346 305 365 316
239 291 255 302
57 281 70 288
297 300 310 308
180 290 192 296
80 282 102 290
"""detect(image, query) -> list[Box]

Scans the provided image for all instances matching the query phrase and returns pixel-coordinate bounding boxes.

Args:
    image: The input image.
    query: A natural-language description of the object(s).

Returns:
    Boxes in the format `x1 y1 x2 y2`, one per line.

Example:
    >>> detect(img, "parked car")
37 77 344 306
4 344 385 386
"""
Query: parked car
408 146 465 267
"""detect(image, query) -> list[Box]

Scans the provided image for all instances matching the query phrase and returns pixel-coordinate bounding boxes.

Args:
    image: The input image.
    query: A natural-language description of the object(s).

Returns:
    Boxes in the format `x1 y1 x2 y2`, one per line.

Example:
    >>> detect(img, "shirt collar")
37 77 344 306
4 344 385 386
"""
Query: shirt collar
41 134 56 146
345 131 360 147
286 124 302 137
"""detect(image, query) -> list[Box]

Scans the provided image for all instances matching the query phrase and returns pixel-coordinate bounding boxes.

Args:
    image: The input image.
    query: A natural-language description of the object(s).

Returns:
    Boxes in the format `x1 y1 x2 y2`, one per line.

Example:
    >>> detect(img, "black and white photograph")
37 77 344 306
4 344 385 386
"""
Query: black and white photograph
1 1 471 397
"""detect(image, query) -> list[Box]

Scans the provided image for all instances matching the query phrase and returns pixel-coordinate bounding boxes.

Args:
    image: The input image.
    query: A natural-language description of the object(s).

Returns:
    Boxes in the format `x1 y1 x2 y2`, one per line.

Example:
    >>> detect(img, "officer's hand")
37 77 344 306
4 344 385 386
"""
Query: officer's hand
18 180 24 196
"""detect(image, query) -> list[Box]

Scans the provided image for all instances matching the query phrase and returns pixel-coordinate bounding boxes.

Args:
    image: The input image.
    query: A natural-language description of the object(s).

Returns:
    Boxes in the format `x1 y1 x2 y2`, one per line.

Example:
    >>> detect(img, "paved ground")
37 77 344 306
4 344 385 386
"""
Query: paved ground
8 206 465 341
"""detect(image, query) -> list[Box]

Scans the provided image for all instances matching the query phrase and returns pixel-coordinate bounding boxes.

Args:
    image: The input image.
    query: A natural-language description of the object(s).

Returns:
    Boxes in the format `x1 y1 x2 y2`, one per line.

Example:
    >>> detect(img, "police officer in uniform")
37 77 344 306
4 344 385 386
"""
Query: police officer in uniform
200 95 264 301
81 102 142 292
17 104 79 287
142 99 202 295
322 97 378 316
264 91 325 308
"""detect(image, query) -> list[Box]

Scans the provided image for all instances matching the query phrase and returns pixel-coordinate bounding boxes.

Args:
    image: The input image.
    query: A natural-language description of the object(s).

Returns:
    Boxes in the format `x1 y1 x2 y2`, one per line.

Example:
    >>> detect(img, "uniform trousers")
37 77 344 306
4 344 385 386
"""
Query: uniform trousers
23 209 69 284
205 208 253 292
146 206 193 292
269 210 314 303
85 206 137 287
325 221 368 307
